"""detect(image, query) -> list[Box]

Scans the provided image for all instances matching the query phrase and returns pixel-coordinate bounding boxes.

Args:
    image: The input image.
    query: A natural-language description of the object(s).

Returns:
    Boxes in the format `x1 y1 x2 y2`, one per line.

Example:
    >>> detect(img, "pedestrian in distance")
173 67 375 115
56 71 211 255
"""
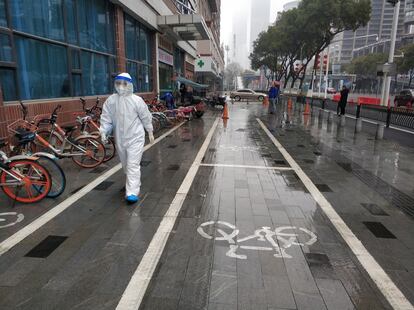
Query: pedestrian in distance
161 92 176 110
180 83 187 104
100 73 154 204
338 85 349 116
268 81 280 114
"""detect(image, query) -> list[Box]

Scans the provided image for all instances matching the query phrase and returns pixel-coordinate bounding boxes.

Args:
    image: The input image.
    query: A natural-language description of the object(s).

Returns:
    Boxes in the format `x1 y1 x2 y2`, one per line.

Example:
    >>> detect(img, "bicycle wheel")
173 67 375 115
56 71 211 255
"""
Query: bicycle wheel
152 116 161 133
102 137 116 162
1 159 51 203
71 136 105 168
33 156 66 198
33 129 63 152
81 127 115 163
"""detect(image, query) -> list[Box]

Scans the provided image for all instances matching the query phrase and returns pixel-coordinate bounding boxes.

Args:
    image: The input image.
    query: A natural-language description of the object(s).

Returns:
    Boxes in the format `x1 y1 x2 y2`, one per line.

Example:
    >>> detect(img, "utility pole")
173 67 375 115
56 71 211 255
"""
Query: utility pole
381 0 400 107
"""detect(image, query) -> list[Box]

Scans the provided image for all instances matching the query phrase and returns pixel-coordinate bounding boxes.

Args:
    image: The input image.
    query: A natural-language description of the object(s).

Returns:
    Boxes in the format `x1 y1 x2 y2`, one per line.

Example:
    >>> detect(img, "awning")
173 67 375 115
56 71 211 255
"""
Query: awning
157 14 209 41
176 77 209 89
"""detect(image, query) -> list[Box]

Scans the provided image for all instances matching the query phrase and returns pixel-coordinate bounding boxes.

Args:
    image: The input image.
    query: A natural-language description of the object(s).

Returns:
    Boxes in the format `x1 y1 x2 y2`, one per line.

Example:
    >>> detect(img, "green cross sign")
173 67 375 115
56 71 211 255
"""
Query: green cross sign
197 60 205 68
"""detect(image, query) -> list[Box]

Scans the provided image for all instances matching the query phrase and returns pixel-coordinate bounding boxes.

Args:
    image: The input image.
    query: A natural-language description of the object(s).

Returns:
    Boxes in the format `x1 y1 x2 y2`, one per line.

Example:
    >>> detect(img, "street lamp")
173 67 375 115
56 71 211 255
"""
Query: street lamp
380 0 400 107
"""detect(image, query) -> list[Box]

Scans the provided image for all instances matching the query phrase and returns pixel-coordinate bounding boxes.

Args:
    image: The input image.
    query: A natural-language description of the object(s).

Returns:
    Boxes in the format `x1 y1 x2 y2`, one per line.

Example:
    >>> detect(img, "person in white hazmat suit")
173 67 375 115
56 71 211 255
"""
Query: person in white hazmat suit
100 73 154 203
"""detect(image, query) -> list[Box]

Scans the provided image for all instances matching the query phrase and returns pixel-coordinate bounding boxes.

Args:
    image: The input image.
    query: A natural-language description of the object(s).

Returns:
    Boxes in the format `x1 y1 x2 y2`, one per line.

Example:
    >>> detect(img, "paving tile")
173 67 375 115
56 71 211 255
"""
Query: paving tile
208 270 237 305
361 203 389 216
316 278 355 310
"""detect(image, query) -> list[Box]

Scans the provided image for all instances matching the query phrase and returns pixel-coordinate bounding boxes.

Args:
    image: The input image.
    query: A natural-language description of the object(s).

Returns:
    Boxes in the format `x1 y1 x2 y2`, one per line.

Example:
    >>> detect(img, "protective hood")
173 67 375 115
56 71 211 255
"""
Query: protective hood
115 72 134 96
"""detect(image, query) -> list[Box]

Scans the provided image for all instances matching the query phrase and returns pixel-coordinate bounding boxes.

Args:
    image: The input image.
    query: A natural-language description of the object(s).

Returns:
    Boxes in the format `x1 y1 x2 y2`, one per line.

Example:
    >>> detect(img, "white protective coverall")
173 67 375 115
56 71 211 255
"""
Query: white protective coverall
100 73 153 197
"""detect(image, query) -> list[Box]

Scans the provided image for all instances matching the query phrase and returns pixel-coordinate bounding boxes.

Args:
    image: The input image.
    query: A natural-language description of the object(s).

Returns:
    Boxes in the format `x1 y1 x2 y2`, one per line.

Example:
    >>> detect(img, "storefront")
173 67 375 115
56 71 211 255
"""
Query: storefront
158 47 174 94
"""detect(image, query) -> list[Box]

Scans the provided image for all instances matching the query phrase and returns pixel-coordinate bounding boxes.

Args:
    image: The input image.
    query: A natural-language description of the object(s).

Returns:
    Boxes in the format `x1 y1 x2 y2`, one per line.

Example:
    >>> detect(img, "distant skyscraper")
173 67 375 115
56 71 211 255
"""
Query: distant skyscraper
283 0 300 11
230 0 251 69
250 0 271 52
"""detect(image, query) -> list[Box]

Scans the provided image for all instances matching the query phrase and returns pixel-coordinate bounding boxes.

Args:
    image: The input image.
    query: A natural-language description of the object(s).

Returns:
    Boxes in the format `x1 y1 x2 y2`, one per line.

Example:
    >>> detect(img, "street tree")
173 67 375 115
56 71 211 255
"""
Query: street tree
396 44 414 87
249 0 371 90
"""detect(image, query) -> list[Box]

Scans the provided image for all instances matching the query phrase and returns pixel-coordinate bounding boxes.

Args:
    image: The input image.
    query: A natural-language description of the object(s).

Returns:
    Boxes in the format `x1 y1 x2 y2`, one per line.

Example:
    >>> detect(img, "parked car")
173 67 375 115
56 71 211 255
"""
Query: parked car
230 89 268 102
326 87 337 94
394 89 414 108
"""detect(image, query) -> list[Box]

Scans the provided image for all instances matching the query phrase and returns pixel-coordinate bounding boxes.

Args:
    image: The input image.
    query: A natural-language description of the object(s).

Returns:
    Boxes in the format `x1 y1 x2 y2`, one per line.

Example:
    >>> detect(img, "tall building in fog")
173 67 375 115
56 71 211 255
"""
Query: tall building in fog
250 0 271 51
228 0 270 69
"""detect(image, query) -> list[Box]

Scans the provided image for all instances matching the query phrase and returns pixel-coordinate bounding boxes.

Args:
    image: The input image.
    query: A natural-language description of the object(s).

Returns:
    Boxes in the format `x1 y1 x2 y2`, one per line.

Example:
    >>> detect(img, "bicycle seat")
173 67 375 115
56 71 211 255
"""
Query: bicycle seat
62 125 77 133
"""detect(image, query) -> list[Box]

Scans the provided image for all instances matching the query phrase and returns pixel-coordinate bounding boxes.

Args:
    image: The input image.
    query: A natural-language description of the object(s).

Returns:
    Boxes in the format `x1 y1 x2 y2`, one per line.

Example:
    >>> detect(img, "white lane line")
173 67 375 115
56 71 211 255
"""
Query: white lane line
116 117 220 310
0 122 185 257
257 118 413 310
200 163 293 170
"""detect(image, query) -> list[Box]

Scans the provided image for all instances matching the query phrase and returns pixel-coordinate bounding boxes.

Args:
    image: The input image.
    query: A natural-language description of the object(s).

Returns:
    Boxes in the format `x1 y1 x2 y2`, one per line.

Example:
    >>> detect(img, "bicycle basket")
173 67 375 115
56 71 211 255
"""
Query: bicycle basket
7 119 38 135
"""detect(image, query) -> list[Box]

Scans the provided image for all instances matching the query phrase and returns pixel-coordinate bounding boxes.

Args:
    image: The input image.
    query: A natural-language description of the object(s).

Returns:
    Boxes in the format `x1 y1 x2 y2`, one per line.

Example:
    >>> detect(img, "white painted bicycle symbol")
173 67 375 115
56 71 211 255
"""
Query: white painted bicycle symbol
0 212 24 229
197 221 317 259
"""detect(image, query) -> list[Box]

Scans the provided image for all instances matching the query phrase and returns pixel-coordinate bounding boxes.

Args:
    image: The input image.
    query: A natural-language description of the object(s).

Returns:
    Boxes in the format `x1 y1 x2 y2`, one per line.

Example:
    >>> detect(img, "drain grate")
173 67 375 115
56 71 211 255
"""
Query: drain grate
89 166 107 174
25 236 68 258
140 161 151 167
361 203 389 216
363 222 396 239
94 181 114 191
168 145 177 149
313 151 322 156
336 162 353 172
274 160 287 166
315 184 332 192
167 164 180 171
304 159 314 164
297 144 305 148
305 253 331 265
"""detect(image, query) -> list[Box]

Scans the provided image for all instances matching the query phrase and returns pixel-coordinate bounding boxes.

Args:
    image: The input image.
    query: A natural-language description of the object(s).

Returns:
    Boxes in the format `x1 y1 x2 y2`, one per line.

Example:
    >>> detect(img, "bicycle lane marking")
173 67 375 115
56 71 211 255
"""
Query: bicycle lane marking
116 117 220 310
0 122 185 257
257 118 413 310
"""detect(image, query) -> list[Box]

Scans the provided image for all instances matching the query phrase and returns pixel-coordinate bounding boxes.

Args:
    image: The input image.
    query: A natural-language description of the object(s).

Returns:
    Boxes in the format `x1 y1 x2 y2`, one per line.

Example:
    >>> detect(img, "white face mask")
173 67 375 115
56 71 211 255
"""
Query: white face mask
115 84 127 96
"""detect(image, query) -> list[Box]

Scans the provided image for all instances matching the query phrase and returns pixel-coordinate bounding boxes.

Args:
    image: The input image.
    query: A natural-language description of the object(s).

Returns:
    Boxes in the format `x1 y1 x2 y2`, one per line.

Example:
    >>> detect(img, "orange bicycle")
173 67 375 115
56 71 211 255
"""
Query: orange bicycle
0 139 51 203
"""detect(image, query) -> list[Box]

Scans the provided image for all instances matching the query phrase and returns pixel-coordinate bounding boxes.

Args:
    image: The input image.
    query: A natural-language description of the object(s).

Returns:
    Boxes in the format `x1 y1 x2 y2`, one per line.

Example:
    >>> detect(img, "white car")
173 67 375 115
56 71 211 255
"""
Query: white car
230 89 268 101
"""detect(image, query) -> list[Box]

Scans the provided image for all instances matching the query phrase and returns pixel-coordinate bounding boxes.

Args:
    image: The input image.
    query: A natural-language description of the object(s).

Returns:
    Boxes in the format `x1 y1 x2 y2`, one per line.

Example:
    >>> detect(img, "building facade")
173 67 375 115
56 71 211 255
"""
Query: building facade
335 0 405 67
0 0 224 137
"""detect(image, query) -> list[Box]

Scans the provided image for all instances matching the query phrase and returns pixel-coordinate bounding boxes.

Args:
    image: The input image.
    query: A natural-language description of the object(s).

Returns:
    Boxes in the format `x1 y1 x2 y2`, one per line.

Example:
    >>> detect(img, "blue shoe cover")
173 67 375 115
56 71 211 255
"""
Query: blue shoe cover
126 195 139 203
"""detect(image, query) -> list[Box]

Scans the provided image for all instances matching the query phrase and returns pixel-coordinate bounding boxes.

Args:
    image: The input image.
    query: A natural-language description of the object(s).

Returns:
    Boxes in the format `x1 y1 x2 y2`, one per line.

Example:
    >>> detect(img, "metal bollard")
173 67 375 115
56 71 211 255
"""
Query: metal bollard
375 123 385 140
355 117 362 133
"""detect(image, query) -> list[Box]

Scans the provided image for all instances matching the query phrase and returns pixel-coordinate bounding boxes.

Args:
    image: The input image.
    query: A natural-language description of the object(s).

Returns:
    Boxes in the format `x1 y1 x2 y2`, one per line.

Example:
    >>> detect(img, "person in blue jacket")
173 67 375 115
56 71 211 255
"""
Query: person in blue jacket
268 81 280 114
161 92 176 110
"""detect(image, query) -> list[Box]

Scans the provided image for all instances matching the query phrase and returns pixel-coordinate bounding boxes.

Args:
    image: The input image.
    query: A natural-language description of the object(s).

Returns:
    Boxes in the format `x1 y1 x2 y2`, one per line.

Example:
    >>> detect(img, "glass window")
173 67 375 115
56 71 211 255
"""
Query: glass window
139 28 149 63
0 69 18 101
159 62 173 92
77 0 114 53
71 74 82 96
10 0 64 41
65 0 78 44
0 33 13 62
127 61 138 91
15 36 69 100
139 64 150 92
0 0 7 27
71 49 80 69
125 16 136 60
81 51 109 96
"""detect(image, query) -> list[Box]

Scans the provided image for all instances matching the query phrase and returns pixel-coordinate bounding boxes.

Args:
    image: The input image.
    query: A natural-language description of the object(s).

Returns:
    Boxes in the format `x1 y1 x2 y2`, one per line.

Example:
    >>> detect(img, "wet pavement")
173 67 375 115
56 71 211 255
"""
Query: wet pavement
0 100 413 310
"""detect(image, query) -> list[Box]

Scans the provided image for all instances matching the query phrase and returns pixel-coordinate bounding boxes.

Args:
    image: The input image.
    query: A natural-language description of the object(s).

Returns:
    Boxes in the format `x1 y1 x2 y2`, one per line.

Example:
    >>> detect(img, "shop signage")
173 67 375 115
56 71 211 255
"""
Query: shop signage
195 57 218 76
158 48 174 66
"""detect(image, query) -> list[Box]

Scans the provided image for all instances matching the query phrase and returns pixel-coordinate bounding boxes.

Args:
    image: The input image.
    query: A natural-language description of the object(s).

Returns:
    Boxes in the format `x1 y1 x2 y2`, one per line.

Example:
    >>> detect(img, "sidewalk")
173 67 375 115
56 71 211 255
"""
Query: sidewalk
0 103 413 309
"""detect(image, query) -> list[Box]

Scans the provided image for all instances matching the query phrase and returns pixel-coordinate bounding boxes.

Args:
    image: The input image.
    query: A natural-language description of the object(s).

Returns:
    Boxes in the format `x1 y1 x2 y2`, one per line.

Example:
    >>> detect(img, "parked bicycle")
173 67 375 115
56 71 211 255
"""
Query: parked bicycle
17 103 106 168
77 98 116 162
0 139 51 203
